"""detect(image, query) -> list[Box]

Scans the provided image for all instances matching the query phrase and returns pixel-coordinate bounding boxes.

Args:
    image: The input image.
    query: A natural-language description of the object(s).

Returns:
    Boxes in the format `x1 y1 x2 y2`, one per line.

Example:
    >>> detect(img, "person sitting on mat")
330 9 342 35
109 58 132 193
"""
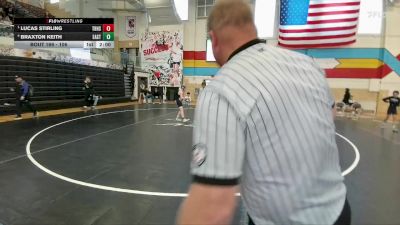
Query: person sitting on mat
382 90 400 133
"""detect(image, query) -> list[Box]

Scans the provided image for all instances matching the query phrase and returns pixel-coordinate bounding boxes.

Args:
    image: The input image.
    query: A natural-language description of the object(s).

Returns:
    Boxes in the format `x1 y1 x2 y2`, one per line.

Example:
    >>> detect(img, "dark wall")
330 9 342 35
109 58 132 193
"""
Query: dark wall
0 56 125 105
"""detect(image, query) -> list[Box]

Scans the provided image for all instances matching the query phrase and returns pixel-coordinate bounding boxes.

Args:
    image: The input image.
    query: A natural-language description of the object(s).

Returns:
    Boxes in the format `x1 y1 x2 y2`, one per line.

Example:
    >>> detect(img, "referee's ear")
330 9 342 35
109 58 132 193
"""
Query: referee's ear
332 102 337 118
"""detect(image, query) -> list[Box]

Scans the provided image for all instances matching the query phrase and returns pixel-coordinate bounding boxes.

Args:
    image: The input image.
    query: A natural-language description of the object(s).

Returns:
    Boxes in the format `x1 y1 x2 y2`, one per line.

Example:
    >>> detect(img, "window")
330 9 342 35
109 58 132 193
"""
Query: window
206 38 215 61
254 0 277 38
358 0 383 35
197 0 215 18
173 0 188 21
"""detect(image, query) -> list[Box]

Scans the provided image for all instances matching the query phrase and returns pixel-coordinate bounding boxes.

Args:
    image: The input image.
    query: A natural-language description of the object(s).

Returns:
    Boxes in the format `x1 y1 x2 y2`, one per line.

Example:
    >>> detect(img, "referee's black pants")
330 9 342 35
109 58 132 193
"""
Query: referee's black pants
248 199 351 225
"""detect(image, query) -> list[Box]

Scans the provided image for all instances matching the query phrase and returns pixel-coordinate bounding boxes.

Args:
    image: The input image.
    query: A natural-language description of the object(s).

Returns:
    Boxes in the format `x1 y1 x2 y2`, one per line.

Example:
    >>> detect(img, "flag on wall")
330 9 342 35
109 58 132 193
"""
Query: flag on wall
278 0 361 49
126 16 136 38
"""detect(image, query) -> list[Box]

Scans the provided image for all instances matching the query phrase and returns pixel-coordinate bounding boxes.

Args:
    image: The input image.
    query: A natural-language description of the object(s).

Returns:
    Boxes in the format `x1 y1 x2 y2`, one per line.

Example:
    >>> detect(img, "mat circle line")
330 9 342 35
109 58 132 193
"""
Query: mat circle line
26 108 360 197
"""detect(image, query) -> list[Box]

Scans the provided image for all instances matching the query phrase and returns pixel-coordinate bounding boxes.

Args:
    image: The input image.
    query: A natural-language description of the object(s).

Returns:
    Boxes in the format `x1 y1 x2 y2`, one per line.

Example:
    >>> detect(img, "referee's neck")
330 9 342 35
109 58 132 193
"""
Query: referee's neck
215 25 257 66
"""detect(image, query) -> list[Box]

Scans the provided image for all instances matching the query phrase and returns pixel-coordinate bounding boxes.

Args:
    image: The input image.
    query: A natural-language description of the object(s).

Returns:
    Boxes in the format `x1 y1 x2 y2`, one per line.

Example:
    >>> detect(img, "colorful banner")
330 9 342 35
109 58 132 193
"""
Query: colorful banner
183 48 400 79
140 31 183 86
125 16 136 38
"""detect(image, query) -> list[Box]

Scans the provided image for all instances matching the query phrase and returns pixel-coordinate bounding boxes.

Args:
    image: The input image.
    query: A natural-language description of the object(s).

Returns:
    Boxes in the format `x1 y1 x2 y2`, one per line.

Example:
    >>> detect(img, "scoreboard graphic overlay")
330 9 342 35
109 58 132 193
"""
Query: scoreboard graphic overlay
14 18 114 48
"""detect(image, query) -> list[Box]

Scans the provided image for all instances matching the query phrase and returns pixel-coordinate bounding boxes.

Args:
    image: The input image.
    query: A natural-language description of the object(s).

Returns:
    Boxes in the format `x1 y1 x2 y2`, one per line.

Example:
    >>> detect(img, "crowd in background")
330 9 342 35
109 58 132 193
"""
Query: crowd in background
0 47 123 70
1 0 56 38
0 0 14 25
1 0 55 25
15 1 55 18
0 25 12 37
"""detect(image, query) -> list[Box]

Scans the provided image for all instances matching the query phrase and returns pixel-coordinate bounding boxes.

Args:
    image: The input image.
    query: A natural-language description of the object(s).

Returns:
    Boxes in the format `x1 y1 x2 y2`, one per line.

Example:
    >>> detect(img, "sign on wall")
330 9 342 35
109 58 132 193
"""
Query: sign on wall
140 31 183 87
125 16 137 38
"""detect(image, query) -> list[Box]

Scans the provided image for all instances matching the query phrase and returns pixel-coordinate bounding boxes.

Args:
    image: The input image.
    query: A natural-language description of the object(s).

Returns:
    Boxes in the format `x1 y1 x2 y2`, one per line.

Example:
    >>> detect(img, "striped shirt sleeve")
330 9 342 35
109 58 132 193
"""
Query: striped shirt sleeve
325 80 335 108
313 61 335 108
191 90 246 186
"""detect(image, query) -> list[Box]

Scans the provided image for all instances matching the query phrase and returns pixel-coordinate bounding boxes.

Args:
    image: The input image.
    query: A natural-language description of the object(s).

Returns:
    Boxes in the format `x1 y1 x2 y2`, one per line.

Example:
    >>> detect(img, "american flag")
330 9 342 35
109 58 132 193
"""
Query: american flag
278 0 361 49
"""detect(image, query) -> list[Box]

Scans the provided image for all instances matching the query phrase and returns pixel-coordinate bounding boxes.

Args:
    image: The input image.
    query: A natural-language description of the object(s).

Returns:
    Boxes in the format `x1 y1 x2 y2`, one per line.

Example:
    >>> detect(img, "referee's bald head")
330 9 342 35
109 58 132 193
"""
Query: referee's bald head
207 0 255 32
207 0 258 66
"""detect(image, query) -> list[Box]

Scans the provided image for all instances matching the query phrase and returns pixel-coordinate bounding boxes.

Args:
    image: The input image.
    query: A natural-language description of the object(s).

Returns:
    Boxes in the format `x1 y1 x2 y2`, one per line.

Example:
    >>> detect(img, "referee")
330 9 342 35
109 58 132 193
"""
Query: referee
177 1 350 225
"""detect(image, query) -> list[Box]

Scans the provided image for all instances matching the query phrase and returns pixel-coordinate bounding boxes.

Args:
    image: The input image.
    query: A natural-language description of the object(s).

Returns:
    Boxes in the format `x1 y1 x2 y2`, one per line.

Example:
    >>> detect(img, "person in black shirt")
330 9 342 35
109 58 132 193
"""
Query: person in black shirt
139 82 147 104
13 75 38 120
152 87 163 104
176 85 189 122
382 90 400 132
83 76 95 109
342 88 353 106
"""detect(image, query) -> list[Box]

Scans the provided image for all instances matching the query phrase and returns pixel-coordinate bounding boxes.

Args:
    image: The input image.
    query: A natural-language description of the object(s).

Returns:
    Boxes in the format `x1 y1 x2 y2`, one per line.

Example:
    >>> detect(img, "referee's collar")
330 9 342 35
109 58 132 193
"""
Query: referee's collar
228 38 266 61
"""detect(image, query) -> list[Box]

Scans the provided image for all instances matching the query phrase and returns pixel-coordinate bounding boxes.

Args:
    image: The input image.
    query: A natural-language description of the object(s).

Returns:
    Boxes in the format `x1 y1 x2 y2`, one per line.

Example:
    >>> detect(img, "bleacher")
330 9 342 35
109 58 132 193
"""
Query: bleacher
15 1 55 18
0 0 14 23
0 25 12 37
0 56 127 115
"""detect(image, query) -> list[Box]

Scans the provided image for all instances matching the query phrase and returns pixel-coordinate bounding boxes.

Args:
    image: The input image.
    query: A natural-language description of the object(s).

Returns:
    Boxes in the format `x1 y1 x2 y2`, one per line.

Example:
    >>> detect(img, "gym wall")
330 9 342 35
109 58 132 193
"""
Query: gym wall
181 1 400 118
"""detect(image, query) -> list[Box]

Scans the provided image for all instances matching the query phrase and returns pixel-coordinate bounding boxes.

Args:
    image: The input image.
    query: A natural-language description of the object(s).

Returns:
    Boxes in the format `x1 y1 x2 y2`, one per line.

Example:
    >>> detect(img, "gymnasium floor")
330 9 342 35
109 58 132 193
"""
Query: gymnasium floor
0 104 399 225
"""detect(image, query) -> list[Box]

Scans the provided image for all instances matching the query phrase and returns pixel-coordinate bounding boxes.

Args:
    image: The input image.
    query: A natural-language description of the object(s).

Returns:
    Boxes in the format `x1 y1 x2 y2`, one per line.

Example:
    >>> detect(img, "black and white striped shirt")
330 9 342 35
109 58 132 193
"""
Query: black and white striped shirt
191 40 346 225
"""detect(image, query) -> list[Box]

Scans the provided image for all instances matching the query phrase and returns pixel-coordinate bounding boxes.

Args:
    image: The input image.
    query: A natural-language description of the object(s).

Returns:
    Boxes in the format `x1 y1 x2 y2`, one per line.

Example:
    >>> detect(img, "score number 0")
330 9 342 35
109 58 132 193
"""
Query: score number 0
102 24 114 41
103 24 114 32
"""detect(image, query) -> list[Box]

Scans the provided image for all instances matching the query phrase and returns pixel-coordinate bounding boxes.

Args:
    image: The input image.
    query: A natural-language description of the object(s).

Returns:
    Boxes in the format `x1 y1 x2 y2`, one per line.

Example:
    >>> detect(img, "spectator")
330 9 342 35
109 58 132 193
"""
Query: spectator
82 76 96 109
14 1 53 18
0 7 5 19
13 75 38 120
152 87 163 104
144 87 154 104
184 92 191 106
130 69 136 101
201 80 206 89
199 80 207 96
342 88 353 106
382 90 400 133
139 82 147 104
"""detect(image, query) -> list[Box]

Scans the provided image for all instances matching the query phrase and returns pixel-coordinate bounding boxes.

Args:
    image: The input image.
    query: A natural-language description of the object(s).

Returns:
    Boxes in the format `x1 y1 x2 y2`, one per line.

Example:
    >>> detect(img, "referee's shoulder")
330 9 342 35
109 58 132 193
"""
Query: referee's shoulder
201 73 256 119
204 71 238 95
271 46 315 64
201 75 226 96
